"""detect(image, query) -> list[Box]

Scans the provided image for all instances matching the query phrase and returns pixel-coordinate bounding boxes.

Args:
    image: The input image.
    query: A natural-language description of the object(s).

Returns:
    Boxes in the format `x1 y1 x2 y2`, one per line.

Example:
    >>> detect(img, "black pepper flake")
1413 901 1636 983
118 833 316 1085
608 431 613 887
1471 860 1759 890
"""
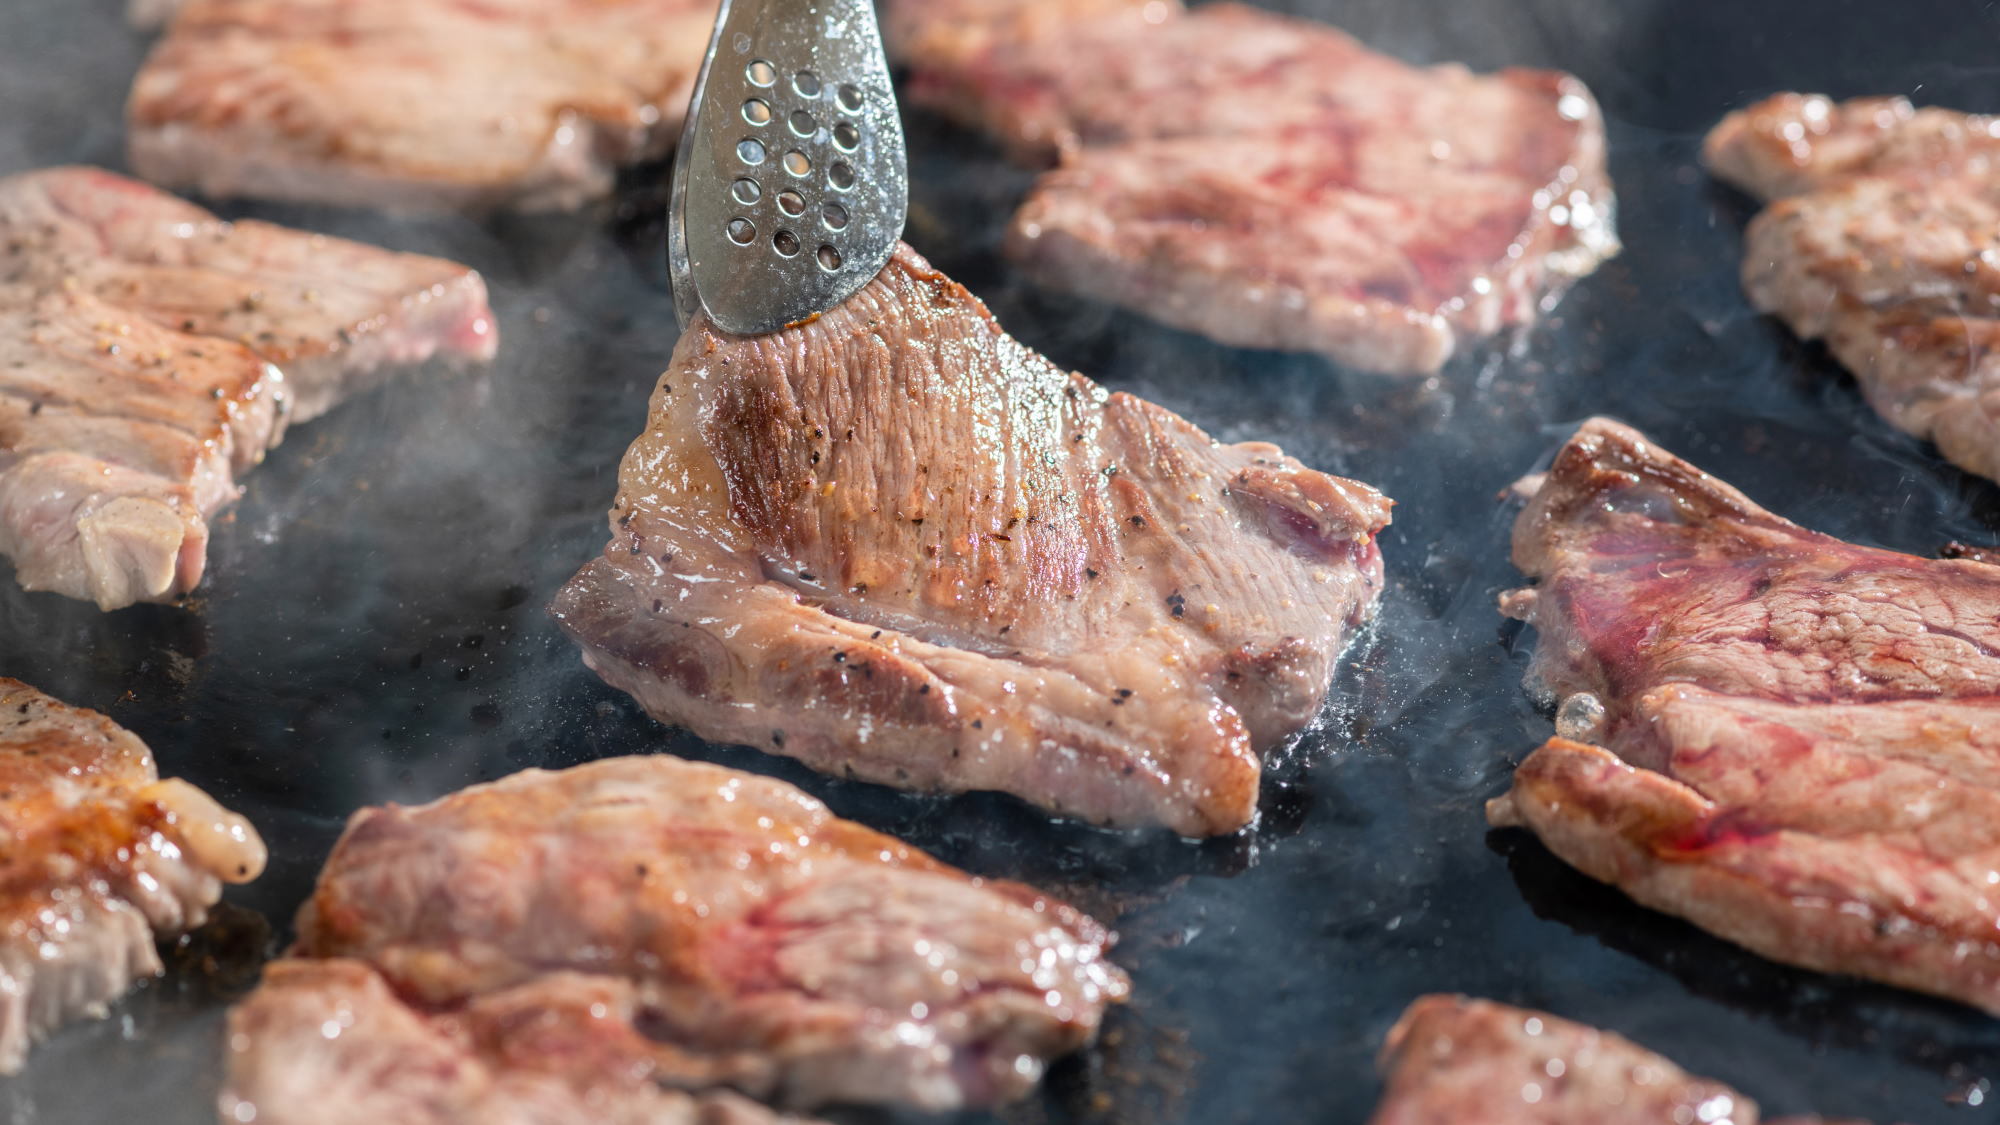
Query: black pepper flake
1167 592 1186 617
918 684 931 694
870 630 882 639
772 730 786 746
999 625 1011 634
971 719 983 729
810 451 821 464
799 571 816 582
831 651 847 663
1129 515 1146 528
1085 568 1098 579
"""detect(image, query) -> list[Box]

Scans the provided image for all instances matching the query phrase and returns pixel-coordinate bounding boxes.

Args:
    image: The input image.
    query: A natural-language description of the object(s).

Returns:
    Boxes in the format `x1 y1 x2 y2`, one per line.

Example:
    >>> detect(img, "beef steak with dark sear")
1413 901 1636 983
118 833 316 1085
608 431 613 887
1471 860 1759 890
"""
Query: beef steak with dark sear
0 678 266 1073
551 243 1390 836
1490 417 2000 1013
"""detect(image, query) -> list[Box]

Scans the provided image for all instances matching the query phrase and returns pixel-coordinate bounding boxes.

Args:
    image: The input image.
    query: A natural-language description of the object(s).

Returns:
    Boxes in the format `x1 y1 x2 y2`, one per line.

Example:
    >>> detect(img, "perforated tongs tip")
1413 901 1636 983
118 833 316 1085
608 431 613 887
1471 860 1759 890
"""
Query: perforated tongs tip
670 0 908 337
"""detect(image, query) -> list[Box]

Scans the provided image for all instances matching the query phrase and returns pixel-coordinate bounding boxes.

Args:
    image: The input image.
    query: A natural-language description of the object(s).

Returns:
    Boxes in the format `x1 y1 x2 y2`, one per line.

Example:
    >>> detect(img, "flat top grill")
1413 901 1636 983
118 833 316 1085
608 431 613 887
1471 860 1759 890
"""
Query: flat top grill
3 1 2000 1122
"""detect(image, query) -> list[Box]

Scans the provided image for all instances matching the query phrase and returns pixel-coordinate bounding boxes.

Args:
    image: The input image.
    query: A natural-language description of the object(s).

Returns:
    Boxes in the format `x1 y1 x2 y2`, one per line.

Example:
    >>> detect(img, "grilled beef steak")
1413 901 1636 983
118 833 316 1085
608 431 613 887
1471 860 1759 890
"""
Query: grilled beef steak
1489 418 2000 1013
883 0 1180 84
551 244 1390 837
224 756 1127 1117
889 2 1617 375
1705 94 2000 485
0 166 494 609
0 678 266 1073
224 960 810 1125
1375 995 1856 1124
127 0 716 213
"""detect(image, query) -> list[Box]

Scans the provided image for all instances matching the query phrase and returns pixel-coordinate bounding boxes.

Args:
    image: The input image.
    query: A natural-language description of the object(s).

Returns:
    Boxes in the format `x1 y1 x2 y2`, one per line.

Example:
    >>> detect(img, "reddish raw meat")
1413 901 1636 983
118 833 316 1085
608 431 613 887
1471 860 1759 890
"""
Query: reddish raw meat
1490 417 2000 1013
225 755 1126 1115
891 2 1617 375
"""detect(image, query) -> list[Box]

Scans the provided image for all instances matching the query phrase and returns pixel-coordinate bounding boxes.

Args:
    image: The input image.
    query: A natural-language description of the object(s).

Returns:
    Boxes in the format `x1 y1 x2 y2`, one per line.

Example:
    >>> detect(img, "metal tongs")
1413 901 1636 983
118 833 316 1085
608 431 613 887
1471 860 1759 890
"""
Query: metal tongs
669 0 908 336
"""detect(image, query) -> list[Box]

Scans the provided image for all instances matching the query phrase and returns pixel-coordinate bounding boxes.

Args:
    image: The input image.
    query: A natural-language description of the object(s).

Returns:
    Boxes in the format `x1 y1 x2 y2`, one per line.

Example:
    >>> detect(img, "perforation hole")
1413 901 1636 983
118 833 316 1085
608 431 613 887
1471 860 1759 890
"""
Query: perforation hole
789 109 817 138
793 70 822 98
817 244 842 271
832 122 860 151
773 229 801 257
746 60 777 87
822 202 849 230
828 161 855 191
776 190 805 216
731 178 761 204
727 218 755 245
783 150 812 177
736 138 766 165
742 99 771 126
837 84 863 113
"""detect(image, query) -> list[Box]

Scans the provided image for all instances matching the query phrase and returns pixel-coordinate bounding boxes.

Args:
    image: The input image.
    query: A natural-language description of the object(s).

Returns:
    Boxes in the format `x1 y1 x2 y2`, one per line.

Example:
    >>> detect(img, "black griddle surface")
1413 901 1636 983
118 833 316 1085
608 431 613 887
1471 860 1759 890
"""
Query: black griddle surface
3 1 2000 1121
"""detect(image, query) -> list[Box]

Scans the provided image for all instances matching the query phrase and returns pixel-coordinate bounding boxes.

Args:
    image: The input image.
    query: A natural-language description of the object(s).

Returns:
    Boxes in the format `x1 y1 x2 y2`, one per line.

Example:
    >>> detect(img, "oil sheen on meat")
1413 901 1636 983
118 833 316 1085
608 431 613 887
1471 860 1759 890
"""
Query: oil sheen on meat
551 243 1390 837
128 0 717 212
0 166 494 609
1490 417 2000 1014
0 678 266 1073
1706 93 2000 486
887 1 1618 375
221 756 1126 1119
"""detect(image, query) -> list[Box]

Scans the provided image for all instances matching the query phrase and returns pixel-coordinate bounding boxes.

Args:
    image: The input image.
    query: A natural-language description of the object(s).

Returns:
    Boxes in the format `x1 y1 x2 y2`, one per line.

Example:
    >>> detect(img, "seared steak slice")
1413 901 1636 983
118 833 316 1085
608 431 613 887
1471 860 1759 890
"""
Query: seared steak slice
889 0 1183 159
0 166 494 608
1008 107 1616 375
1489 418 2000 1012
893 2 1616 375
1375 996 1753 1124
1705 94 2000 484
551 244 1389 836
0 678 266 1073
1703 93 2000 202
128 0 716 213
1375 995 1861 1124
223 756 1127 1115
224 959 808 1125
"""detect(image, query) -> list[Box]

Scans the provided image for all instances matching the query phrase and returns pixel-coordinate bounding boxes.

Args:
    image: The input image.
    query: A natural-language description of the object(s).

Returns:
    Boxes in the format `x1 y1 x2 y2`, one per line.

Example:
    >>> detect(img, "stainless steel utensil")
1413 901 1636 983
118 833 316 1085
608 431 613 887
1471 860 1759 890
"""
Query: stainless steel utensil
669 0 908 336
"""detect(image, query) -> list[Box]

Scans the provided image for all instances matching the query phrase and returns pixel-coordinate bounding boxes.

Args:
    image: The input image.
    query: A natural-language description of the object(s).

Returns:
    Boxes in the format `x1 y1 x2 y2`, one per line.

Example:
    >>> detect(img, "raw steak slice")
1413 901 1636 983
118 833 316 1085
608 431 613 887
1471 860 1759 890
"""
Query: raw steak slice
0 678 266 1073
1489 417 2000 1013
223 959 809 1125
1705 94 2000 485
0 166 494 608
1374 995 1858 1124
127 0 717 213
223 756 1126 1116
892 2 1617 375
550 243 1390 836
